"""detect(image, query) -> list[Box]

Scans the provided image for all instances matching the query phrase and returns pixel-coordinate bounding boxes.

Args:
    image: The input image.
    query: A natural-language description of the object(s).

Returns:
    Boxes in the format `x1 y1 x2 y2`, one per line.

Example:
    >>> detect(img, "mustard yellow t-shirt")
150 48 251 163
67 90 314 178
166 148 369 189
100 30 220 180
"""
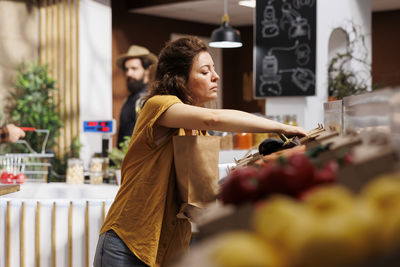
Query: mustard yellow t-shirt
100 95 192 267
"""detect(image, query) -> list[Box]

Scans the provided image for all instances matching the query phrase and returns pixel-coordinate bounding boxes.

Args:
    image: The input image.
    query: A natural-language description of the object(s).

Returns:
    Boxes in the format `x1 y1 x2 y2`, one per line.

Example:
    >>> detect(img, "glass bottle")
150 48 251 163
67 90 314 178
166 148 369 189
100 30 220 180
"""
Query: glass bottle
234 133 253 150
283 115 291 125
291 115 298 126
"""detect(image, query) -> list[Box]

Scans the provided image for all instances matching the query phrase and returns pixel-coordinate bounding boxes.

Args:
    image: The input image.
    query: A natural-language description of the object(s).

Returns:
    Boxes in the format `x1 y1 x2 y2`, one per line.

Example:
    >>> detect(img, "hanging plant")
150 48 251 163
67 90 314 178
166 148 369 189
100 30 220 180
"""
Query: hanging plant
328 24 375 100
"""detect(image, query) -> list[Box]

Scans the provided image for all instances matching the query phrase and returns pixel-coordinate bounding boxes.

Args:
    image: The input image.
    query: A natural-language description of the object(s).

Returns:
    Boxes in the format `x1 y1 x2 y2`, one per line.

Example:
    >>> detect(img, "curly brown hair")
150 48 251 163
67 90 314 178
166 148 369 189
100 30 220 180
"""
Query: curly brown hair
143 36 208 105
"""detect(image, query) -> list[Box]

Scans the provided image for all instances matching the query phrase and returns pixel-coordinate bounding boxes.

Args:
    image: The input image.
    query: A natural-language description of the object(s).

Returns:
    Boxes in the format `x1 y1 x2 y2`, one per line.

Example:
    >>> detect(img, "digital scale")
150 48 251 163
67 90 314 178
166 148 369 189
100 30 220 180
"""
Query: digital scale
83 119 116 156
83 120 114 133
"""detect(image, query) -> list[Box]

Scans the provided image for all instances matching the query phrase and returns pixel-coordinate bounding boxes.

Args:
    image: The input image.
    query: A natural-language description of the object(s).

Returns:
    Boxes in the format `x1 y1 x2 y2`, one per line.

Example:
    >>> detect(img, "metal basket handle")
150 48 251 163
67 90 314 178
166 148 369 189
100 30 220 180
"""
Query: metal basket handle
16 128 50 154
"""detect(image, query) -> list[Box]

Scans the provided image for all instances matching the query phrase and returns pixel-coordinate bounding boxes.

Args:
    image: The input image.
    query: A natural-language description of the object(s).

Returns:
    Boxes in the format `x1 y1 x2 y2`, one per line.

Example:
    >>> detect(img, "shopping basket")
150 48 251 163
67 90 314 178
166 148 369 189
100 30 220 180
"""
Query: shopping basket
0 128 54 183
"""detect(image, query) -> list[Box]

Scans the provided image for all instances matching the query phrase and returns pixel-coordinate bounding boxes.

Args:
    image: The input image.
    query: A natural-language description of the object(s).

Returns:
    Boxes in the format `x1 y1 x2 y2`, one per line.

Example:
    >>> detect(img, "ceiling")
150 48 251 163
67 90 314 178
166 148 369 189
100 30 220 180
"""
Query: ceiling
130 0 400 27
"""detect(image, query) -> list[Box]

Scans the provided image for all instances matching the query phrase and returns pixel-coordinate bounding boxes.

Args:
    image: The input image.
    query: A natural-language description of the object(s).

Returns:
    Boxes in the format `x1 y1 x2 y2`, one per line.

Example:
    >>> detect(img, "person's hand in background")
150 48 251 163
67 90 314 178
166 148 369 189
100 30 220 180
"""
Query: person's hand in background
6 124 26 143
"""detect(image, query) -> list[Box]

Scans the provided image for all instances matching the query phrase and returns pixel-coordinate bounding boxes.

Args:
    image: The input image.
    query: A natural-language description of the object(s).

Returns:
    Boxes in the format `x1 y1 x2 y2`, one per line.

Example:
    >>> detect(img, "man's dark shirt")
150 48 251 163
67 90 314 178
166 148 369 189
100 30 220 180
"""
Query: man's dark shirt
117 86 146 148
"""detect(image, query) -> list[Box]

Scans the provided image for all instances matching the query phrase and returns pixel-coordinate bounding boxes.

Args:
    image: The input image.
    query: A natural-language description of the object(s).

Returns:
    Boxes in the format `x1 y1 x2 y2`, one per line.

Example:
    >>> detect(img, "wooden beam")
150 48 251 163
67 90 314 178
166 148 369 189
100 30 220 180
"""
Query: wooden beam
127 0 201 10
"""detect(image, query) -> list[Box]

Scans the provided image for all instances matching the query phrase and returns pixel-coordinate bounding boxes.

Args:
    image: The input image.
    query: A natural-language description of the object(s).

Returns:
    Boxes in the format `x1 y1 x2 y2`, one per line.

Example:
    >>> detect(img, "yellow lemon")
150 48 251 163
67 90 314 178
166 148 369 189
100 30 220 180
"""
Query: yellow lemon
211 231 279 267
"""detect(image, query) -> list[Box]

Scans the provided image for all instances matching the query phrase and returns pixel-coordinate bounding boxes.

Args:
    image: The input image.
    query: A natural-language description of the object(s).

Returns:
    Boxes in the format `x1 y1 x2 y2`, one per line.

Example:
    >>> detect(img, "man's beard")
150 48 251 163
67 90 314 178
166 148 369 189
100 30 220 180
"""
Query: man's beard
127 78 146 94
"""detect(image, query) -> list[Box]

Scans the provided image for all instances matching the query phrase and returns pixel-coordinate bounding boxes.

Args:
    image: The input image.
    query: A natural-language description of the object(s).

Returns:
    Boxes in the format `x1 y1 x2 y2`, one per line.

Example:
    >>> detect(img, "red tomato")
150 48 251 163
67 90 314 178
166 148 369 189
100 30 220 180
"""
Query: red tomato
14 173 27 184
258 162 286 196
343 153 353 165
313 160 338 184
281 153 316 196
259 153 316 197
220 166 260 205
0 171 14 184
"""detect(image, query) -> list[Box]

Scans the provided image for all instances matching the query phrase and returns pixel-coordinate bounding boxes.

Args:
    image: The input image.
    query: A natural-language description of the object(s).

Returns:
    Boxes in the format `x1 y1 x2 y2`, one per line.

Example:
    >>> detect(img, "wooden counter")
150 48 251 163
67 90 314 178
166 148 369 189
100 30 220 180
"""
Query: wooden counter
0 184 20 196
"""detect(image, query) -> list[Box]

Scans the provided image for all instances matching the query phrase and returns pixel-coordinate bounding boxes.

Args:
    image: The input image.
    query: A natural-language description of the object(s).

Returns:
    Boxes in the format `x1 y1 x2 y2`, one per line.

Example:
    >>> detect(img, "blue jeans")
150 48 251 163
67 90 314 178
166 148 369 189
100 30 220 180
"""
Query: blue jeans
93 230 149 267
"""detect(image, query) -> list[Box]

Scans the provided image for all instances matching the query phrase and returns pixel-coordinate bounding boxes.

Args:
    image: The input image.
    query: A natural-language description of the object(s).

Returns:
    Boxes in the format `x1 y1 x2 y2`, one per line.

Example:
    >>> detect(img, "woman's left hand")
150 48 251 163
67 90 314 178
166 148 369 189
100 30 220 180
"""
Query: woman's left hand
282 125 307 137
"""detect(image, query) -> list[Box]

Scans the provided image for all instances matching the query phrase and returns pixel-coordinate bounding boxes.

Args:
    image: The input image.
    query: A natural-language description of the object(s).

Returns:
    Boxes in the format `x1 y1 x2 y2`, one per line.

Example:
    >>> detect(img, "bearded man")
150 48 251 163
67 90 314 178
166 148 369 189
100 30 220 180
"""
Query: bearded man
116 45 157 148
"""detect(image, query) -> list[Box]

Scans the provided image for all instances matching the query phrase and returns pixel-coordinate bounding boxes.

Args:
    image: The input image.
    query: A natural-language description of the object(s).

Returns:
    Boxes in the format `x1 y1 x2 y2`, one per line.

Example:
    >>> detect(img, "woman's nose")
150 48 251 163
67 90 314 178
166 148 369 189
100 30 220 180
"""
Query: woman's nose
212 70 220 82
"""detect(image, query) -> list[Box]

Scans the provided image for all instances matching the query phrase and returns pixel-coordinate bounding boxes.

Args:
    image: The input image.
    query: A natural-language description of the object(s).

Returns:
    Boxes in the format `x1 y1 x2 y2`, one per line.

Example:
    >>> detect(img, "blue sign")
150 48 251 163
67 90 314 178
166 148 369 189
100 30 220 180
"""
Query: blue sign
83 120 114 133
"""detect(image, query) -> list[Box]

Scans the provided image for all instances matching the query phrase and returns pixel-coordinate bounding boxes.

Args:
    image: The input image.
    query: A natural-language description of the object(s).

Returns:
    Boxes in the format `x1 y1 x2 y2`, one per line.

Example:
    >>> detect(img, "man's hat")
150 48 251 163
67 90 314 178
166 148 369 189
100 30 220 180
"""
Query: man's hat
116 45 158 69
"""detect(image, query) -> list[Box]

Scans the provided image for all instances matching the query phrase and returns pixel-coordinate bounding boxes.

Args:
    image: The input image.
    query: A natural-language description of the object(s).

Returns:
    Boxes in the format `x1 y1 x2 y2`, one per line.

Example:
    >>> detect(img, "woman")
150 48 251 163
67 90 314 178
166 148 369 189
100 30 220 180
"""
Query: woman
94 36 306 267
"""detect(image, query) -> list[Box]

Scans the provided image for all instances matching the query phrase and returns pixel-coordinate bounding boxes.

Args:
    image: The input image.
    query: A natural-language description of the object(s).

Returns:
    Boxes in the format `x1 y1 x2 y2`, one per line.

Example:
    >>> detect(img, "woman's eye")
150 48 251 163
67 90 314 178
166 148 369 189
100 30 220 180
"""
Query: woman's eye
202 72 209 75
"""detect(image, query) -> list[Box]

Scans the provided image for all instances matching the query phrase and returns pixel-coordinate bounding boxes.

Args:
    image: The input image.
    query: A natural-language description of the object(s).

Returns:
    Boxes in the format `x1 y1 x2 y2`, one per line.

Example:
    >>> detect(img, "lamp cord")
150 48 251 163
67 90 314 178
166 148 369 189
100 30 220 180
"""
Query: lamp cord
222 0 230 23
224 0 227 15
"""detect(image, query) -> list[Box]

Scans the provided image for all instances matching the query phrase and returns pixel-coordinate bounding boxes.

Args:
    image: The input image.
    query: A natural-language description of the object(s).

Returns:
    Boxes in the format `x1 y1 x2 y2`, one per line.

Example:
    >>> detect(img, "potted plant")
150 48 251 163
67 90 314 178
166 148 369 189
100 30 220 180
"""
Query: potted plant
6 62 62 152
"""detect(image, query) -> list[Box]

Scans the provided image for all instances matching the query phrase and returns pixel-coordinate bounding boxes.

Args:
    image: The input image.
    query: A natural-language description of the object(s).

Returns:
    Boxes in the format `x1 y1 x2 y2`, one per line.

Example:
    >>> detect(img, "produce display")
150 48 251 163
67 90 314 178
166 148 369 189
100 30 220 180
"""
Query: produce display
220 152 340 205
234 124 325 168
216 174 400 267
174 123 400 267
176 174 400 267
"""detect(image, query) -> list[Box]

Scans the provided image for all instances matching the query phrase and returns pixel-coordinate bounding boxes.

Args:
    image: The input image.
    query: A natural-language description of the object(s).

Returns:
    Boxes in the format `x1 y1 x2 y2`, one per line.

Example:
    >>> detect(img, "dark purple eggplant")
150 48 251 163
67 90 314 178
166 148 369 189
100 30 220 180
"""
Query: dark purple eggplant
258 136 301 156
258 138 285 155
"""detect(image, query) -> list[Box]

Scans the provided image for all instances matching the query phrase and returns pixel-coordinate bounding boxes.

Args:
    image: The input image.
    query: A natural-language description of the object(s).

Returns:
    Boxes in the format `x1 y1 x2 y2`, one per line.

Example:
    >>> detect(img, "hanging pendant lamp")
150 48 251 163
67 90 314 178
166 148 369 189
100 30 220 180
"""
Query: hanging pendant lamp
209 0 243 48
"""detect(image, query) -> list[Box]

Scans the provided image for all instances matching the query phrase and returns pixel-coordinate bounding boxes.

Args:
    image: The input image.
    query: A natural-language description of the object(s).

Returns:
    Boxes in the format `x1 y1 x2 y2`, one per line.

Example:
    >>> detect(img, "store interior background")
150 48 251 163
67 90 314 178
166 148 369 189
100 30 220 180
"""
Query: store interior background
114 0 400 147
0 0 399 164
112 0 399 132
0 2 400 265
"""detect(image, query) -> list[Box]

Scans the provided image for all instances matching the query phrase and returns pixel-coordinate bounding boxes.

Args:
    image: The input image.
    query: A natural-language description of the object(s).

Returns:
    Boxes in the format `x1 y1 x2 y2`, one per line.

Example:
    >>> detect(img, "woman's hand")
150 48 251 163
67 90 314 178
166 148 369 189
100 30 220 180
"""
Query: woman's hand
281 125 307 137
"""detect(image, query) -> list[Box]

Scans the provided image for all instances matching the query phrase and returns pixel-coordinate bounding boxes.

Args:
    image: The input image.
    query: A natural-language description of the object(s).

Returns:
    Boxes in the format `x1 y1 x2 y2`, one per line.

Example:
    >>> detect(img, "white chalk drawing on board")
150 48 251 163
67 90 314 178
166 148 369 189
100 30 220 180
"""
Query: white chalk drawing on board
258 41 298 96
292 0 315 9
259 55 283 96
289 17 311 39
280 68 315 92
296 43 311 65
280 1 300 30
261 0 279 38
258 41 315 96
291 68 315 91
280 1 311 39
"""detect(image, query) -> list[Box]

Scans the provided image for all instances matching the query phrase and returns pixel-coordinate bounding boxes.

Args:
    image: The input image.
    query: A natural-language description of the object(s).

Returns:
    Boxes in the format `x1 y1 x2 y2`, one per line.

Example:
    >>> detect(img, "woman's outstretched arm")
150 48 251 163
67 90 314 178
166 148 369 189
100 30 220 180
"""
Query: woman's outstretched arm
157 103 307 136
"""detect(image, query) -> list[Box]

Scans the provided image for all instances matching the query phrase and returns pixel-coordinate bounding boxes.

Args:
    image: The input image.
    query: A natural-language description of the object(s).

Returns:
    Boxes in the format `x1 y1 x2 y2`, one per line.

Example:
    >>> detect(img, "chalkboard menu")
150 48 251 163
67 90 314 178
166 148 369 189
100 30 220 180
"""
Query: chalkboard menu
254 0 316 97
